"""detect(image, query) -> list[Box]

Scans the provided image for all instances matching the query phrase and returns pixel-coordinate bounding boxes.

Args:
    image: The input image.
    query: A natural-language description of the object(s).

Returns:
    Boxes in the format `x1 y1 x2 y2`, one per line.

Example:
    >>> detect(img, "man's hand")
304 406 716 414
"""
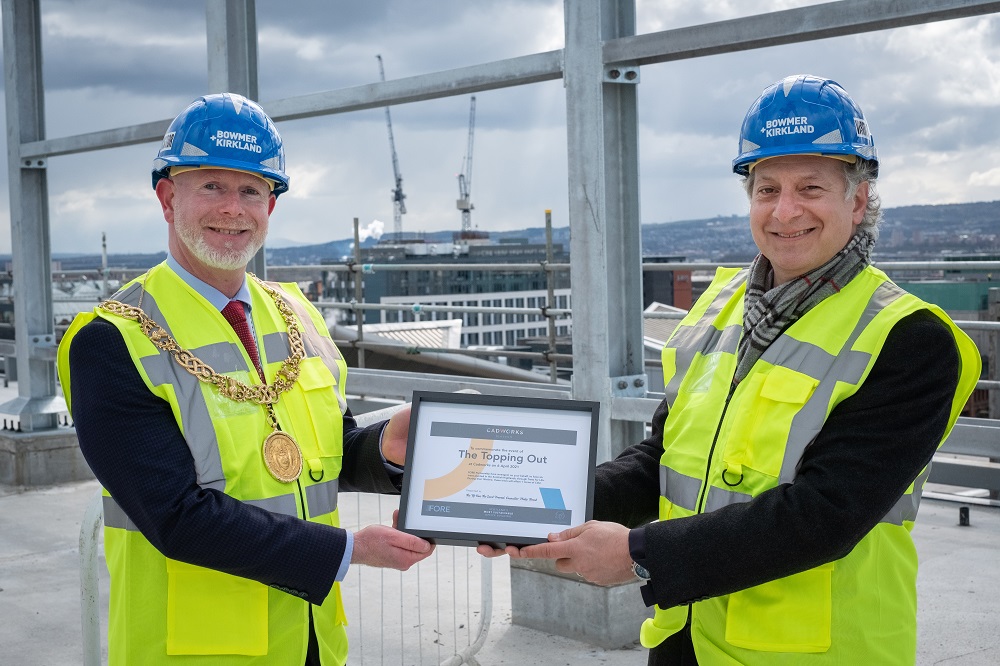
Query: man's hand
380 404 411 466
352 510 434 571
475 544 522 558
511 521 636 586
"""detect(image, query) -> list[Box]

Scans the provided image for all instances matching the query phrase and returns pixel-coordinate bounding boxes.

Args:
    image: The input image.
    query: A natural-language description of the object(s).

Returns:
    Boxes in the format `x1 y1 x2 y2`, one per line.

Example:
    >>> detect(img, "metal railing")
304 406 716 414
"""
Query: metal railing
291 238 1000 397
293 245 1000 503
339 493 493 666
77 492 493 666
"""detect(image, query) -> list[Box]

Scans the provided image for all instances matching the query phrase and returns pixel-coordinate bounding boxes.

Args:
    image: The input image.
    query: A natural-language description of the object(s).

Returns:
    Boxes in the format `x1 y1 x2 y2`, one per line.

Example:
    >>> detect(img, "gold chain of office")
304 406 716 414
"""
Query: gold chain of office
97 275 305 407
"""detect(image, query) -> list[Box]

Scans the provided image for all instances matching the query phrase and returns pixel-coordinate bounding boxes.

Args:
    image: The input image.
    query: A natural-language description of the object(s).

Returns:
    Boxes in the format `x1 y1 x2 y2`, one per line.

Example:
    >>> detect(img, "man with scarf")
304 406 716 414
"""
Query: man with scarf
481 75 981 664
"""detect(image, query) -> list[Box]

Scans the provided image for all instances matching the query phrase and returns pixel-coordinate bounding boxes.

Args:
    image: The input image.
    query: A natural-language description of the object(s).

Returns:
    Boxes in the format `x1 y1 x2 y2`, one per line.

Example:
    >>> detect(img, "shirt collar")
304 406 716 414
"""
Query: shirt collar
166 254 253 312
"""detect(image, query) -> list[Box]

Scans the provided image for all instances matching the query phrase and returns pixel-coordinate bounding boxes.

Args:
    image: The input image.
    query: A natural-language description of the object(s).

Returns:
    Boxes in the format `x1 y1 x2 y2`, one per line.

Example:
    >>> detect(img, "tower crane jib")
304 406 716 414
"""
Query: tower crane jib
456 96 477 233
376 54 406 236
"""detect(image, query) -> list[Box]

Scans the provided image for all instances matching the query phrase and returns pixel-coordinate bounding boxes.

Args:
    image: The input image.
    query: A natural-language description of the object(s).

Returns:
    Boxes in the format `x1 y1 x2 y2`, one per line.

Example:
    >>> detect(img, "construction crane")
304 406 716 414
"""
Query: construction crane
376 54 406 236
456 96 476 233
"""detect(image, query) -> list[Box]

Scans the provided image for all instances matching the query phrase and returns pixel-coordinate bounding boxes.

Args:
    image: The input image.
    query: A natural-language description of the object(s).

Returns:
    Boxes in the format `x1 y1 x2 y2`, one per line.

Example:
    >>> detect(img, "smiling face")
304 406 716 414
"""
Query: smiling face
748 155 868 286
157 168 276 295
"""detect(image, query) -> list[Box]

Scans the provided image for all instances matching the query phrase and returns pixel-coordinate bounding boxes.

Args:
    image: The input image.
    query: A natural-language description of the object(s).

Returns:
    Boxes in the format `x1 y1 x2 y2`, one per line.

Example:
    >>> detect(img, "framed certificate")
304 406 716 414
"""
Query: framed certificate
397 391 600 547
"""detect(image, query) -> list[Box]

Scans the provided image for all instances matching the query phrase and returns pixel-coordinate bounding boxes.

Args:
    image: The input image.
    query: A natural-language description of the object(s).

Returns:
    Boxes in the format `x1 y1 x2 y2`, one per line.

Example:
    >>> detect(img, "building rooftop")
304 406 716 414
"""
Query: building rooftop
1 478 997 665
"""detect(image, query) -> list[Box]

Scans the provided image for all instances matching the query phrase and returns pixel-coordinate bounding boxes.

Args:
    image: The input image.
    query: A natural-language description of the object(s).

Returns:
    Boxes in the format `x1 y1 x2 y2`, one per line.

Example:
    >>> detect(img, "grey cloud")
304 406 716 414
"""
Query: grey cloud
1 1 999 253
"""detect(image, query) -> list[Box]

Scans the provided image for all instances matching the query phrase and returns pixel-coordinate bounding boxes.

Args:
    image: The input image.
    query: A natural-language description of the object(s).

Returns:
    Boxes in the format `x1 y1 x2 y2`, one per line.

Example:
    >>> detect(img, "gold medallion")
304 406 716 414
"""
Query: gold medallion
262 430 303 483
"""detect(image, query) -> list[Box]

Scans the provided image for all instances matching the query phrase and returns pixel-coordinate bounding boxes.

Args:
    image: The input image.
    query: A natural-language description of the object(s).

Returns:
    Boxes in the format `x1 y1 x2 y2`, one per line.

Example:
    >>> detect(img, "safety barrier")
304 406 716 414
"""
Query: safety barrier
78 492 492 666
928 416 1000 506
341 402 493 666
78 403 492 666
339 492 492 666
79 491 103 666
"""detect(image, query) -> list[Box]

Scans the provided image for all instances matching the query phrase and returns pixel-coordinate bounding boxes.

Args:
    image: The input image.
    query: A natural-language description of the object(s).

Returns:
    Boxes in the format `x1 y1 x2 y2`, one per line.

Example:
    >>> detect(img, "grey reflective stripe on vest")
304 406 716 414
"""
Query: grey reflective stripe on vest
117 287 237 492
664 325 742 402
243 493 299 518
190 341 252 374
663 273 746 401
109 281 143 305
760 335 869 485
880 466 929 526
659 465 702 512
103 493 300 533
103 495 139 531
306 478 340 518
704 484 753 513
269 283 347 413
263 331 290 366
771 280 905 485
655 445 752 514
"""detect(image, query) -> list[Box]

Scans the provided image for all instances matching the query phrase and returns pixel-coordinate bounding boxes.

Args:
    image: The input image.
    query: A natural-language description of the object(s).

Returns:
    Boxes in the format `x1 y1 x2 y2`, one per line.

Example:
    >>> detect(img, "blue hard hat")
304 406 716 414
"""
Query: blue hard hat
152 92 289 196
733 75 877 177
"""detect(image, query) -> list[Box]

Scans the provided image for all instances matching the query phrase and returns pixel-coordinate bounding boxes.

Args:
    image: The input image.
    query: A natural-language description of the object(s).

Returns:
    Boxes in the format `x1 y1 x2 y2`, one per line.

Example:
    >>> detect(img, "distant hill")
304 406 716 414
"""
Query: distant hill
881 200 1000 231
51 251 167 271
35 199 1000 270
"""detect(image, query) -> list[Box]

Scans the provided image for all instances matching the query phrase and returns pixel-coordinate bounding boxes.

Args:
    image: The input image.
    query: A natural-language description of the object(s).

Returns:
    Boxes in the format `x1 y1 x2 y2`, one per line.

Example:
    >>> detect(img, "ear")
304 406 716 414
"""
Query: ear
851 181 869 227
267 192 276 216
155 178 176 224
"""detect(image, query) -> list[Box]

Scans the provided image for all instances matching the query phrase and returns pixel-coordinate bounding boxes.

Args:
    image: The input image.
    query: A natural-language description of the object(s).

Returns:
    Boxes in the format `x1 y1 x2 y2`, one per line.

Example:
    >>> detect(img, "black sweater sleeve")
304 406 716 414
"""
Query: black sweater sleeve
592 399 666 528
594 310 961 609
70 318 393 605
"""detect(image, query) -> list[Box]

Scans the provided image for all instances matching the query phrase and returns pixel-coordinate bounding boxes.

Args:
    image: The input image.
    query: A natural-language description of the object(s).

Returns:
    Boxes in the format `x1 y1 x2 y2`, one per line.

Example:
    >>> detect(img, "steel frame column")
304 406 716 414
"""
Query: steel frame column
1 0 62 431
206 0 266 278
564 0 645 462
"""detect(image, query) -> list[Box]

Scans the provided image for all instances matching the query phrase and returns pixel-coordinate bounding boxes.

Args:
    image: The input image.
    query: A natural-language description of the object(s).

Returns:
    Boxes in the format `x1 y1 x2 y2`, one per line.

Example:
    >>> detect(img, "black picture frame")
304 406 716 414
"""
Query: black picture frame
397 391 600 548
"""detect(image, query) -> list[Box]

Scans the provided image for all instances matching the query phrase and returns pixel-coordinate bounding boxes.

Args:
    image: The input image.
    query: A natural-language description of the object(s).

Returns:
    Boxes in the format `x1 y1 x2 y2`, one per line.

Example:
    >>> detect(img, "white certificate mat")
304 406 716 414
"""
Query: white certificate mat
397 391 599 547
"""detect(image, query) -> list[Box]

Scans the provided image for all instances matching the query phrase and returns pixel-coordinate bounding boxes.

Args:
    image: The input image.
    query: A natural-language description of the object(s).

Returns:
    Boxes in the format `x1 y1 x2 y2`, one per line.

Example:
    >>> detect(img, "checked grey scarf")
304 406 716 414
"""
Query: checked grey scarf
734 228 876 384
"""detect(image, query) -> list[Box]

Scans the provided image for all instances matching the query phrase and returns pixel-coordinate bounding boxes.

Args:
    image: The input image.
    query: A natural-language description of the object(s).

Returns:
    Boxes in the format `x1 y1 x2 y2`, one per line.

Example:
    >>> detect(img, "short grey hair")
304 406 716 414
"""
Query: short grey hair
741 158 882 239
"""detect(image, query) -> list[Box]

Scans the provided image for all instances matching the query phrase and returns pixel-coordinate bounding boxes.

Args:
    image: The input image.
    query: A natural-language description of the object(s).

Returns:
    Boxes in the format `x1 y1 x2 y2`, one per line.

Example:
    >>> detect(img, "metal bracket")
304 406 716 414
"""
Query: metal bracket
611 373 648 397
28 333 58 361
20 157 47 169
604 66 639 84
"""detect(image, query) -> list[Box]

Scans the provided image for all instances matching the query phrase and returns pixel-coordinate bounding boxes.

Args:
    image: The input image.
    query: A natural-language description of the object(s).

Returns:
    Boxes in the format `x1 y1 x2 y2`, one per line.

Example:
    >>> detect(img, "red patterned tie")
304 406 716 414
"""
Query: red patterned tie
221 300 264 381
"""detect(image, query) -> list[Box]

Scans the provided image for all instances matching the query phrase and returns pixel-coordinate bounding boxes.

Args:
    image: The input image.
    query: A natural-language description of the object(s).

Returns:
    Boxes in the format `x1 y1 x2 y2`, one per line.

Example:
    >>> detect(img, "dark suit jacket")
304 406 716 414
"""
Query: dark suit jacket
594 310 961 610
69 317 399 605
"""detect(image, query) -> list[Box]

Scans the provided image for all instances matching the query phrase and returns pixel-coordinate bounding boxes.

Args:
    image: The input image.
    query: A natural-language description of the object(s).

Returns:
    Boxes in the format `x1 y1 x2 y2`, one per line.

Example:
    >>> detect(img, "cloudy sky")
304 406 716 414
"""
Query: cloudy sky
2 0 1000 255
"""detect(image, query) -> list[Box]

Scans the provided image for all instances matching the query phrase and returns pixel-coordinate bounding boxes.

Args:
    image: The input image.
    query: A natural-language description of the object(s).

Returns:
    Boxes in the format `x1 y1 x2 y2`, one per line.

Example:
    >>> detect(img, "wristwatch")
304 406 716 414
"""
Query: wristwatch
631 559 651 581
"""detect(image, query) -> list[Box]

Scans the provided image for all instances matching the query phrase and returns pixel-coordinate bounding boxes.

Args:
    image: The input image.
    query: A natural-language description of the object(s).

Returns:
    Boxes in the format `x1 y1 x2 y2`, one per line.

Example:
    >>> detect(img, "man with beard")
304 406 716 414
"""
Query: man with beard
57 93 434 665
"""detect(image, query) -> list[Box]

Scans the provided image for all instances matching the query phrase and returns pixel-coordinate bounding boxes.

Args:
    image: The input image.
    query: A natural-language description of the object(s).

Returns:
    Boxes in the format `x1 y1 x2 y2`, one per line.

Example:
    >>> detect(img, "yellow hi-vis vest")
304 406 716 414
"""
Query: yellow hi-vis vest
641 265 980 665
57 263 352 665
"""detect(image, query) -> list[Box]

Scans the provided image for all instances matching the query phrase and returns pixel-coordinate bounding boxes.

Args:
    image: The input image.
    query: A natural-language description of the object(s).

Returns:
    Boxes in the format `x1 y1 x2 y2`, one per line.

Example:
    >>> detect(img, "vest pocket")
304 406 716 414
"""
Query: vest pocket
166 559 268 655
723 366 818 479
295 358 344 460
724 562 833 653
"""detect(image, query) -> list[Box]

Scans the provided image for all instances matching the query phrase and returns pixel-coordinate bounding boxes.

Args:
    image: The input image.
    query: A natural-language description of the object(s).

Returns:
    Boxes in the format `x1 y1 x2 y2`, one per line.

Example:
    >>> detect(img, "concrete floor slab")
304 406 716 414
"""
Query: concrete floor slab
1 480 997 665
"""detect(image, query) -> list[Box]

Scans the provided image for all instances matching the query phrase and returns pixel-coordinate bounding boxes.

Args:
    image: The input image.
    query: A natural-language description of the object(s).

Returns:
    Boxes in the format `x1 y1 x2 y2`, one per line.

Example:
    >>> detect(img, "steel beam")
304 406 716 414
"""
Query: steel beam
21 119 172 160
19 51 564 160
929 457 1000 492
265 50 565 122
945 418 1000 457
207 0 259 101
1 0 61 430
346 368 572 403
564 0 645 463
19 1 1000 159
206 0 266 277
604 0 1000 65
